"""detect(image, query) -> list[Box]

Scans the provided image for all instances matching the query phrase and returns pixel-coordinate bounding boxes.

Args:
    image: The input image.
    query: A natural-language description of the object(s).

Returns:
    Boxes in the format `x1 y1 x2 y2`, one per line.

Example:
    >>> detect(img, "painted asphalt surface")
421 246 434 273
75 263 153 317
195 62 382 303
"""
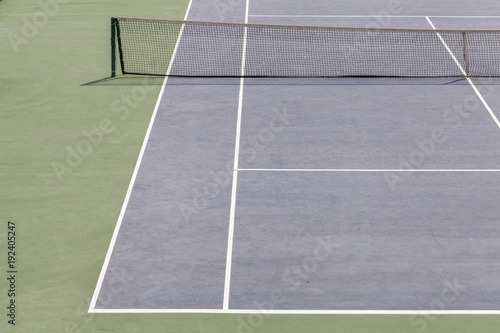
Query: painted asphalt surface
95 0 500 310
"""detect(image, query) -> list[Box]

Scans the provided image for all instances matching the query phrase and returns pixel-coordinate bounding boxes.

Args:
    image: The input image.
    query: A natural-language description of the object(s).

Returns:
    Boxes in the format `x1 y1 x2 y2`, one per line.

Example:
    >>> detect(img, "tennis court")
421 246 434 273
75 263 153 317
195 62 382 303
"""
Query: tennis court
86 0 500 315
8 0 500 332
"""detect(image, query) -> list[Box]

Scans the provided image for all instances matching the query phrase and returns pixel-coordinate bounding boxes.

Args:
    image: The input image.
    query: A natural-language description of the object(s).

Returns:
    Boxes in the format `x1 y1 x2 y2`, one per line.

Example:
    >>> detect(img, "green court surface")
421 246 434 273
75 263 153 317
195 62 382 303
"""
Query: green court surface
1 0 500 332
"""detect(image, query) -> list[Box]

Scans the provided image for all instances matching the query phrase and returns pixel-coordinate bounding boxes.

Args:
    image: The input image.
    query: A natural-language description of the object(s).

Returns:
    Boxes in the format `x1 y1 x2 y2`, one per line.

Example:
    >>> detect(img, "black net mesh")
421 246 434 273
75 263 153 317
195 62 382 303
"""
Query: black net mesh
114 17 500 78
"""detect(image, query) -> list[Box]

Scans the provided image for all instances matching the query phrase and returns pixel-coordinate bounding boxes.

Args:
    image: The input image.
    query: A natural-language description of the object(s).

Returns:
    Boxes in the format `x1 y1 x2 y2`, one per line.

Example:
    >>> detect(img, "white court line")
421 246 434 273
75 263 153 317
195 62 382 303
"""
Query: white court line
89 308 500 314
239 169 500 172
425 17 500 129
223 0 250 311
88 0 194 313
249 14 500 18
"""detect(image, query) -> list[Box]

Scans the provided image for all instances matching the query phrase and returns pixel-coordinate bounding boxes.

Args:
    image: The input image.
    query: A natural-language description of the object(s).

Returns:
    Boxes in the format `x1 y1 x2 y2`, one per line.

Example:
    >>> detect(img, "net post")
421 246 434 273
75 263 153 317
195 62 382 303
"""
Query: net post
111 17 117 77
462 31 470 77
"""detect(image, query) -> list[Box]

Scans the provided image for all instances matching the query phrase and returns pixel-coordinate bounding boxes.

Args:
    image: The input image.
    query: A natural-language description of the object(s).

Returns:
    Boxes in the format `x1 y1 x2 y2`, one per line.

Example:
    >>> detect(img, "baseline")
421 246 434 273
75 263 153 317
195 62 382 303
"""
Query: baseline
89 309 500 314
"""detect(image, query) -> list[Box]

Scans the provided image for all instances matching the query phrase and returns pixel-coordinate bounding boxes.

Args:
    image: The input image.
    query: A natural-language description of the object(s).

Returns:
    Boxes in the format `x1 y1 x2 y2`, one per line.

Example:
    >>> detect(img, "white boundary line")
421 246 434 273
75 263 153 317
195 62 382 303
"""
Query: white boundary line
425 17 500 129
249 14 500 18
425 17 468 74
238 169 500 172
222 0 250 311
88 0 194 313
89 309 500 314
89 8 500 315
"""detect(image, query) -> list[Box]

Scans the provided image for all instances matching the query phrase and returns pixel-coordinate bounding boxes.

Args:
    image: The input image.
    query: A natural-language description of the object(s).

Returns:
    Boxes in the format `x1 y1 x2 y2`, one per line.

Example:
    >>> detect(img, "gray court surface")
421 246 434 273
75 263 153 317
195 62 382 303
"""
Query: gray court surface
94 0 500 311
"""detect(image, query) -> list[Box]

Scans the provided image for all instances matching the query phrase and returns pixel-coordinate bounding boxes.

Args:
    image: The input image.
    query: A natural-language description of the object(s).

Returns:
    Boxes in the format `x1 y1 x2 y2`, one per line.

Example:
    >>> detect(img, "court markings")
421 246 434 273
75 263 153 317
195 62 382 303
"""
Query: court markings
88 4 500 314
249 15 500 18
87 0 195 313
90 309 500 314
238 169 500 172
223 0 251 311
426 16 500 129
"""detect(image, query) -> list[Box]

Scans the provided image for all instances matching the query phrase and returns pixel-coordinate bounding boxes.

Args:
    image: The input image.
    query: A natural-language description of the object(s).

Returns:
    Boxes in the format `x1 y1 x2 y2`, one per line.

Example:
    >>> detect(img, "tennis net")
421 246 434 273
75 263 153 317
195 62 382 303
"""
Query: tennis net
111 17 500 78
